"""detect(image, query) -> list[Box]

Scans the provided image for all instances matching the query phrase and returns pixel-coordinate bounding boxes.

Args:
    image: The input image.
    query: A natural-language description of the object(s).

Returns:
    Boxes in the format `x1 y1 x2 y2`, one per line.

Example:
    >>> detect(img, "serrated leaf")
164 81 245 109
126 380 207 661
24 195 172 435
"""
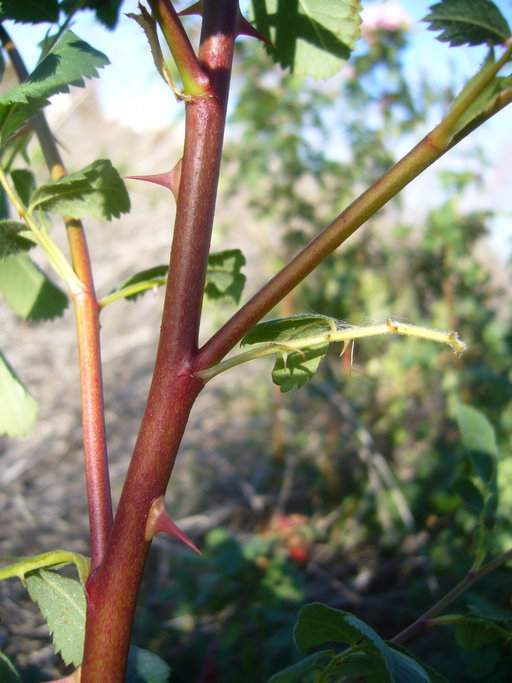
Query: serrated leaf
423 0 511 47
0 550 91 586
11 169 36 207
0 253 68 320
0 220 34 259
269 650 335 682
250 0 362 79
0 0 59 24
0 650 22 683
0 352 38 436
205 249 246 303
126 646 172 683
29 159 130 221
452 476 485 513
0 31 109 144
25 569 86 666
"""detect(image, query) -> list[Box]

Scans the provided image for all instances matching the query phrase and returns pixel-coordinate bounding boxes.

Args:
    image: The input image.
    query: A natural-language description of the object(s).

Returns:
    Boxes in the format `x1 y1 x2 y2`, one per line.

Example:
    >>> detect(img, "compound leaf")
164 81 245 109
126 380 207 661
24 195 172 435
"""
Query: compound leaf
26 570 86 667
0 253 68 320
29 159 130 221
0 352 38 436
250 0 362 79
423 0 511 47
0 31 109 144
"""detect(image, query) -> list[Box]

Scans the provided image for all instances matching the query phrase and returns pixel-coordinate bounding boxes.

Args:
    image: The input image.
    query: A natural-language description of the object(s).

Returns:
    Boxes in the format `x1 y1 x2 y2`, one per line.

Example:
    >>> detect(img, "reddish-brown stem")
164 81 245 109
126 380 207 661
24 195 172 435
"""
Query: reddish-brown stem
0 26 112 570
81 2 238 679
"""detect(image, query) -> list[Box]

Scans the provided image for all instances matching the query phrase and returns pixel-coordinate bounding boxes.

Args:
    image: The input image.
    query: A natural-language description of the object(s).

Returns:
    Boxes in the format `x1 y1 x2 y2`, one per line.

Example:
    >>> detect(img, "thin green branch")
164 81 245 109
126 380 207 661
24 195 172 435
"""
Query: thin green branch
195 319 466 383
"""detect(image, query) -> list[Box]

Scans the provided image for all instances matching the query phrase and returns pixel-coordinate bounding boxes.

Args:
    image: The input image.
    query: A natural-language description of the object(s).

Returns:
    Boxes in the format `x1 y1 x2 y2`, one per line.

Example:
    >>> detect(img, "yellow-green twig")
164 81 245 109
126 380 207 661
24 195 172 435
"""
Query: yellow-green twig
195 319 466 383
0 167 84 295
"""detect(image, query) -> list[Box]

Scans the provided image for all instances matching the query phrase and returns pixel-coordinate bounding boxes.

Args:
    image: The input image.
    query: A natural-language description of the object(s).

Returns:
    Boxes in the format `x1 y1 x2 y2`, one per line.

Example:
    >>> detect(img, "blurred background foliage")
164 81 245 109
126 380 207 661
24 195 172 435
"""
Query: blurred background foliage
129 18 512 683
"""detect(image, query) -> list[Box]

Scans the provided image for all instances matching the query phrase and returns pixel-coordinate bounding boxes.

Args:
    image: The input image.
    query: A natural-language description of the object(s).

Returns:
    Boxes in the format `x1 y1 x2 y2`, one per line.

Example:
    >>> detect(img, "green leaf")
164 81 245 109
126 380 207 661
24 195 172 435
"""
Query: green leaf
0 0 59 24
11 169 36 207
455 403 497 485
25 569 86 667
107 250 245 304
380 642 448 683
454 615 512 649
451 476 485 513
0 220 34 260
292 604 446 682
109 265 169 302
205 249 246 303
29 159 130 221
271 343 328 392
294 603 390 664
242 313 337 345
0 352 38 436
250 0 362 79
0 253 68 320
268 650 335 682
60 0 124 29
242 314 336 393
0 650 22 683
126 646 172 683
423 0 511 47
0 31 109 144
0 550 91 586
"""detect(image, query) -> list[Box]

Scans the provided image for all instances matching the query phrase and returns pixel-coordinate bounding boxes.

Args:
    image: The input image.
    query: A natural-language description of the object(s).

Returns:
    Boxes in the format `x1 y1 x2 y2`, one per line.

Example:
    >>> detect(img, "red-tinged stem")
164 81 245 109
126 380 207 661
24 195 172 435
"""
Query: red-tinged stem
81 2 239 679
0 26 112 570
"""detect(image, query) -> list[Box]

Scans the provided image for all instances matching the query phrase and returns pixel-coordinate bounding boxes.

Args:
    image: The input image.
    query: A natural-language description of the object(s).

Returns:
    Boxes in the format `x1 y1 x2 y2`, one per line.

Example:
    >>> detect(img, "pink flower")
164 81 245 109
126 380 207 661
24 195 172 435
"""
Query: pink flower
361 2 411 33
